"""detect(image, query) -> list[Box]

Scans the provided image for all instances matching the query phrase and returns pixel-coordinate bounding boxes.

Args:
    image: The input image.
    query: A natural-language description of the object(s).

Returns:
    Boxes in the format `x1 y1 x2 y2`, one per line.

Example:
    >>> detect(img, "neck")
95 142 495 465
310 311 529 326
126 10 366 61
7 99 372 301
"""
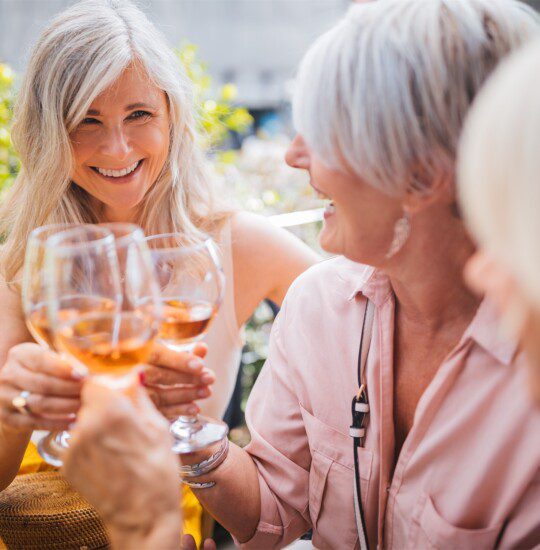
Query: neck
384 206 480 330
92 199 138 224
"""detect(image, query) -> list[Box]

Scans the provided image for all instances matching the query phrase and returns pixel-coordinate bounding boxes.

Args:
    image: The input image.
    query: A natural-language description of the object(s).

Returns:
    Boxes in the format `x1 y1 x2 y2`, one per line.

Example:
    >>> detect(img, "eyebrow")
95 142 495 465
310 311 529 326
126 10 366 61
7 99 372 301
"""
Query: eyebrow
86 102 157 115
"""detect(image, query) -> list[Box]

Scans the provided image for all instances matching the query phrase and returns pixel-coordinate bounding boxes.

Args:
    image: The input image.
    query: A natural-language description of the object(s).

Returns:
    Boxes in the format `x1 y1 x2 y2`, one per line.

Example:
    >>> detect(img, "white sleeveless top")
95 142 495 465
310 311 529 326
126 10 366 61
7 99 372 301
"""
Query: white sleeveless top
200 219 244 420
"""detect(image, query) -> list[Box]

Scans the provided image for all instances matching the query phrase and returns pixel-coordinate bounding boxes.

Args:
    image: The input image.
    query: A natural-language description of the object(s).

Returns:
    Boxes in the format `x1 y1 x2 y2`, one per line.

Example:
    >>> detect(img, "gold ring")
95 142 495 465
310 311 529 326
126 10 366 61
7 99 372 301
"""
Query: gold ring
11 390 31 415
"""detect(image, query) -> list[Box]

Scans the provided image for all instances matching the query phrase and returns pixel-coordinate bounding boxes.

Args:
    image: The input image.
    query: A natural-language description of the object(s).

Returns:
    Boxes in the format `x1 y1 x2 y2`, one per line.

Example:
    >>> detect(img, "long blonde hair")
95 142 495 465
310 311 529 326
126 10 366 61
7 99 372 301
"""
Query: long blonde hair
0 0 230 283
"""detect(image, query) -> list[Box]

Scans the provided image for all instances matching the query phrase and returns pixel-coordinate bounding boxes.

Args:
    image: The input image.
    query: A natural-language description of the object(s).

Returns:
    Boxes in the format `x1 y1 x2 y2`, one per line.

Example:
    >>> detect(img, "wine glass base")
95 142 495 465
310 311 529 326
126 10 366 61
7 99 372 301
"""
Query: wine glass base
37 431 71 467
170 415 228 454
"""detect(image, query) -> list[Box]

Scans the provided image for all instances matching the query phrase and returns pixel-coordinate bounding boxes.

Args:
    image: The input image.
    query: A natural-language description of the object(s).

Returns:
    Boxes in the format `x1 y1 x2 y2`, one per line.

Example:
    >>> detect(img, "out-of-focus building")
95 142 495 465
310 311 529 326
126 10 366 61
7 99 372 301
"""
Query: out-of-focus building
0 0 538 111
0 0 350 109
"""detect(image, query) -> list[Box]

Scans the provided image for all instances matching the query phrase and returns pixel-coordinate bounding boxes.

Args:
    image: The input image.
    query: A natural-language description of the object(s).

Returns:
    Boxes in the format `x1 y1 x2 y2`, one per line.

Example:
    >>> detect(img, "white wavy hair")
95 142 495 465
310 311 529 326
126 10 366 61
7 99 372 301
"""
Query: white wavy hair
0 0 229 282
459 39 540 307
293 0 539 197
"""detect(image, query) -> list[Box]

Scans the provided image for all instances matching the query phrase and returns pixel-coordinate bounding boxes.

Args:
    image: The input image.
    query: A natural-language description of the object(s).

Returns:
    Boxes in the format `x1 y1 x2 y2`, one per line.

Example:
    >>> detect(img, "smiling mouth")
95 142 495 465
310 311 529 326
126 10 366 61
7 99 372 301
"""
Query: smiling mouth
90 159 143 179
311 182 335 214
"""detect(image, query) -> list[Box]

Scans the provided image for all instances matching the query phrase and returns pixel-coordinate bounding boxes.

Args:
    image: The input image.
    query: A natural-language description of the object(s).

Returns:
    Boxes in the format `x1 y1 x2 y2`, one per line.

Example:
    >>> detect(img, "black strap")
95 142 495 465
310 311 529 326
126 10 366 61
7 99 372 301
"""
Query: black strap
350 300 373 550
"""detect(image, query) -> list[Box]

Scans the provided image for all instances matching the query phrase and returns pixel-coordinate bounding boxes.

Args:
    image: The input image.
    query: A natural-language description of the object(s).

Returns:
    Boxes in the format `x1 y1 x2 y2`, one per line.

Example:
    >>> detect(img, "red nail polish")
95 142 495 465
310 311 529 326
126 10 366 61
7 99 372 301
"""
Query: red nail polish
138 372 146 386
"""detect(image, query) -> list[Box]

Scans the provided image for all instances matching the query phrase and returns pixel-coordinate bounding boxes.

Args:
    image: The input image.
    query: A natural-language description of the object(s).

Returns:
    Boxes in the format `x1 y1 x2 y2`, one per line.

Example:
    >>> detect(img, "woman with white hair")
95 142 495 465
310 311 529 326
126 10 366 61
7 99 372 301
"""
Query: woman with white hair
171 1 540 548
0 0 317 543
459 39 540 406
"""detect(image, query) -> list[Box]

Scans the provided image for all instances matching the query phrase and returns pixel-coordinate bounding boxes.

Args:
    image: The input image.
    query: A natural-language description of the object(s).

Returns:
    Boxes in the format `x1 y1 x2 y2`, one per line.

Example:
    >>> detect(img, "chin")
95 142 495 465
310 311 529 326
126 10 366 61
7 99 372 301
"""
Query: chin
318 231 342 256
102 192 146 212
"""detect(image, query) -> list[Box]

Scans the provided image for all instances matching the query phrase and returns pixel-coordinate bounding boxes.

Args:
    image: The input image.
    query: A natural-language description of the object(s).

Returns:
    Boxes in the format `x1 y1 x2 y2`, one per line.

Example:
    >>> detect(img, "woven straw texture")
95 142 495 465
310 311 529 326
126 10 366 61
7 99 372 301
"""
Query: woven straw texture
0 471 109 549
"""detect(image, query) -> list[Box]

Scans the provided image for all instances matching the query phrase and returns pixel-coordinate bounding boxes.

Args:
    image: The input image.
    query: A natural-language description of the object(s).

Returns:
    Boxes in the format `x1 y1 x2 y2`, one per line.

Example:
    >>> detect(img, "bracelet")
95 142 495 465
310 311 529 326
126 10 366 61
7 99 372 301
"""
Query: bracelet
182 480 216 489
179 437 229 479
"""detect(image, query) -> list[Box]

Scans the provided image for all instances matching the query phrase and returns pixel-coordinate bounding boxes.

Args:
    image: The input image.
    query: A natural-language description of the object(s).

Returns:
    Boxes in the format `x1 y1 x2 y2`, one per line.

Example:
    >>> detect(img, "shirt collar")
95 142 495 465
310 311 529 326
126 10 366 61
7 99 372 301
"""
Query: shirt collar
340 258 518 366
339 262 392 307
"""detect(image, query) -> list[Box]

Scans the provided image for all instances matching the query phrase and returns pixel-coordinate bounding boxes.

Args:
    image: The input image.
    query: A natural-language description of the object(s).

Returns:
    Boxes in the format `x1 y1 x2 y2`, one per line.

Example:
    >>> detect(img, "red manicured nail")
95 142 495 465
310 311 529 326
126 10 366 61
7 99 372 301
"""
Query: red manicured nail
138 372 147 386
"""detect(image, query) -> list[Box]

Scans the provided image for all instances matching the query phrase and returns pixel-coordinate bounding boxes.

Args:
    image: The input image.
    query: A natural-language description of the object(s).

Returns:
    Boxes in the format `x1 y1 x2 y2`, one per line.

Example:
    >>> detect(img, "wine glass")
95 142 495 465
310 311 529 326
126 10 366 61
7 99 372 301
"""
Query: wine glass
45 223 160 396
22 223 81 467
144 234 227 454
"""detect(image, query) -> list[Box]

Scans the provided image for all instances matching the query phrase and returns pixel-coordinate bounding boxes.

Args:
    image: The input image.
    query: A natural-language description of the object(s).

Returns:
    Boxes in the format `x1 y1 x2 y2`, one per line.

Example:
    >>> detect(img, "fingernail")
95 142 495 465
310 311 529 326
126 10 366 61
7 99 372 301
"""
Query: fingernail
187 405 198 414
188 359 202 371
71 368 86 380
197 388 208 397
138 372 147 386
201 374 214 385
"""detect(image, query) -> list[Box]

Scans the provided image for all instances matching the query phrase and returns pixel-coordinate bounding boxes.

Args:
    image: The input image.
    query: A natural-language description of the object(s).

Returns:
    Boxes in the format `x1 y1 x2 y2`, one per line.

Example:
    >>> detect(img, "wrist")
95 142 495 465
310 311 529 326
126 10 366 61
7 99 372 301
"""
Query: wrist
108 511 181 550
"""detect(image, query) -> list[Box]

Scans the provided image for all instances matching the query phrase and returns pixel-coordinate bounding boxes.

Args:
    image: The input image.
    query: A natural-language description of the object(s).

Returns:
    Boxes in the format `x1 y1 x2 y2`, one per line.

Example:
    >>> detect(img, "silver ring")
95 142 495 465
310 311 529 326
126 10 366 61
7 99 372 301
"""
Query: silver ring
11 390 31 415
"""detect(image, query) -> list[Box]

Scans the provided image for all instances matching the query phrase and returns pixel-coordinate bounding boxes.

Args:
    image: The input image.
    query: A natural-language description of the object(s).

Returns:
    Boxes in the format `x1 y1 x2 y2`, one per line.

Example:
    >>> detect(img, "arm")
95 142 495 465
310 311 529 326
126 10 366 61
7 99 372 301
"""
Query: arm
181 300 312 547
0 280 32 487
0 278 84 490
232 211 320 325
62 379 182 550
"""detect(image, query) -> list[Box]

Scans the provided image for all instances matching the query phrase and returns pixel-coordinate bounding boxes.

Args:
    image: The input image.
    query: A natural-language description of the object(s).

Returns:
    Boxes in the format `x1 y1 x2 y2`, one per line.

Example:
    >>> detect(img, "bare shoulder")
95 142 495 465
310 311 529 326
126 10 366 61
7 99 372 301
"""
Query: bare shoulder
230 211 320 323
230 210 319 264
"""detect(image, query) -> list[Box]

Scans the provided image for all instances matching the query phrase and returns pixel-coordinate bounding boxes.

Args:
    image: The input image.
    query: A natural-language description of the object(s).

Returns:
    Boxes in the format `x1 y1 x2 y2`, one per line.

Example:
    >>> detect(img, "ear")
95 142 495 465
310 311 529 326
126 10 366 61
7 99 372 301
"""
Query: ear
402 165 455 215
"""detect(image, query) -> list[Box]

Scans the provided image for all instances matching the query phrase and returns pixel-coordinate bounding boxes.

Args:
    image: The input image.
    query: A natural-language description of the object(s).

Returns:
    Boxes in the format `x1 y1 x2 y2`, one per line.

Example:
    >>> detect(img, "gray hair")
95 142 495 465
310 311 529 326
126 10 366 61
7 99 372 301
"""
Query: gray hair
1 0 228 282
293 0 539 196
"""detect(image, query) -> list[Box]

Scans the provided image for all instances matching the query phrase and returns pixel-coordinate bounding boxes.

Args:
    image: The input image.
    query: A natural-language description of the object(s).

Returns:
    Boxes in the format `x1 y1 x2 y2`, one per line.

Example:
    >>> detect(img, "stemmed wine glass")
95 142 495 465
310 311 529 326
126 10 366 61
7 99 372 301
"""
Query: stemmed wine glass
144 234 227 454
42 223 160 468
22 224 82 467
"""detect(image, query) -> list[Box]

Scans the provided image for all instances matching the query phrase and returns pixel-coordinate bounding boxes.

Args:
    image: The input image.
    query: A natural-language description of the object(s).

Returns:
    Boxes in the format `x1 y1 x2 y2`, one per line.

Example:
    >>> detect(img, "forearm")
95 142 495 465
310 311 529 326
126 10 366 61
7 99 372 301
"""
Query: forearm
0 423 31 491
108 511 181 550
186 442 261 543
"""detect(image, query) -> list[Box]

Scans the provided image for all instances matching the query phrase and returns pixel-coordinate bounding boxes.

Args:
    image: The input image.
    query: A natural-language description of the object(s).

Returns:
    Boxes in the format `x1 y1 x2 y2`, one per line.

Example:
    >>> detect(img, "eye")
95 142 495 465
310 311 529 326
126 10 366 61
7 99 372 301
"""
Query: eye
128 110 152 121
81 117 100 125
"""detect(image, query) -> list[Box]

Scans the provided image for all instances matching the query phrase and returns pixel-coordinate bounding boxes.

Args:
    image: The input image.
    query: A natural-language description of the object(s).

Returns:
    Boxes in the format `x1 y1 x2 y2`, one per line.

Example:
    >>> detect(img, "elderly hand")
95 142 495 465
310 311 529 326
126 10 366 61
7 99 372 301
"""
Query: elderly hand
62 377 181 549
142 342 215 420
0 343 84 432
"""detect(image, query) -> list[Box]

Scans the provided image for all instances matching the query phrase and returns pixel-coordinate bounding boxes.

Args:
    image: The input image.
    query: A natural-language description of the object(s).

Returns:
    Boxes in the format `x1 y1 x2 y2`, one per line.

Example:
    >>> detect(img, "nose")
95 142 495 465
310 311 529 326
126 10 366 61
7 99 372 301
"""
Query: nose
99 124 132 161
285 134 310 170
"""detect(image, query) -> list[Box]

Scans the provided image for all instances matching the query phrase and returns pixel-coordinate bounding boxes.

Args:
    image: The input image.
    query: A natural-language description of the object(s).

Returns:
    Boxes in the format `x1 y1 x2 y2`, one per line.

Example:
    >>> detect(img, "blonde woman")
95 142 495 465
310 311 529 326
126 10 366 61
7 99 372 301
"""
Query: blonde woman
459 39 540 406
0 0 317 543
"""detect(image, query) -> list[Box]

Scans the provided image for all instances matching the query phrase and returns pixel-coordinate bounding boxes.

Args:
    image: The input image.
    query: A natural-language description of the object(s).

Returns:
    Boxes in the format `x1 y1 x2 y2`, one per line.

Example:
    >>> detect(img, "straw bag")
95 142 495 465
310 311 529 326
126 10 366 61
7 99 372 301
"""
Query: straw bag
0 471 109 549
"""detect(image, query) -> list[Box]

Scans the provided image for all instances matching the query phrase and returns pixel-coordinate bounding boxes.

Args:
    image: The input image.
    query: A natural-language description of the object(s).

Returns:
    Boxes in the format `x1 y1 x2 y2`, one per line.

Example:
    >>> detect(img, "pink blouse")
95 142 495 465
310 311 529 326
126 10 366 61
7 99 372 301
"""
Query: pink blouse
240 257 540 549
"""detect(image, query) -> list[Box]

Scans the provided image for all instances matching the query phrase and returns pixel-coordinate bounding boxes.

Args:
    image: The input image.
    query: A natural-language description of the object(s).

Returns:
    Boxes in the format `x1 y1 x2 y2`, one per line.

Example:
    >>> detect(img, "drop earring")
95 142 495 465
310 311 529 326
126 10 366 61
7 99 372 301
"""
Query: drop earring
385 211 411 259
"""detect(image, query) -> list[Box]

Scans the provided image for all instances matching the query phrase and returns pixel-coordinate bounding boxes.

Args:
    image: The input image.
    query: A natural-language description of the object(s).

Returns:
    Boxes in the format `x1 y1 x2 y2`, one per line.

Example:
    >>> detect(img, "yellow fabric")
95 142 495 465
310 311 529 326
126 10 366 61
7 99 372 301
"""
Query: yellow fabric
18 442 55 475
18 443 203 544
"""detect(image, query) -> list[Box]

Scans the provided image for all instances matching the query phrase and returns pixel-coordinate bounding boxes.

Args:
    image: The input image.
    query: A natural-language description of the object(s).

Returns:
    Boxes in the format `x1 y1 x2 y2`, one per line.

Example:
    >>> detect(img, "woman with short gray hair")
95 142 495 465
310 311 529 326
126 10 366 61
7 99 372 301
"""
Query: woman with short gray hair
177 1 540 548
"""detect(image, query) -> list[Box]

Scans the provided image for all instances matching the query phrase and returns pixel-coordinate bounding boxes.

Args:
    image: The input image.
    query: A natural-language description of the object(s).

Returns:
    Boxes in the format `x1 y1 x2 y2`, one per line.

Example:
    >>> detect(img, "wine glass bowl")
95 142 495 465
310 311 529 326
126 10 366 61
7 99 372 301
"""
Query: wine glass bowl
145 234 228 454
46 224 161 385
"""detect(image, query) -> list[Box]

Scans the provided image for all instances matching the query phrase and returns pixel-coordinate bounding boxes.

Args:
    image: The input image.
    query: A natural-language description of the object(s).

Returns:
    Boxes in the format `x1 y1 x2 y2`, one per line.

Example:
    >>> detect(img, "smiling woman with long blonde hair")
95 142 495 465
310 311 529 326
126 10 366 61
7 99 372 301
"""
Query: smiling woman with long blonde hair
0 0 318 546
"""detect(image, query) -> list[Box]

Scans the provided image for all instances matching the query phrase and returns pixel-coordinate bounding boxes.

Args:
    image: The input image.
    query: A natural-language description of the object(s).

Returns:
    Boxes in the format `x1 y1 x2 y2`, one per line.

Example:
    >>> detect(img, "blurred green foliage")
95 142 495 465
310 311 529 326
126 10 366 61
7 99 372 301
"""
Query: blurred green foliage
177 43 253 150
0 45 252 194
0 63 19 194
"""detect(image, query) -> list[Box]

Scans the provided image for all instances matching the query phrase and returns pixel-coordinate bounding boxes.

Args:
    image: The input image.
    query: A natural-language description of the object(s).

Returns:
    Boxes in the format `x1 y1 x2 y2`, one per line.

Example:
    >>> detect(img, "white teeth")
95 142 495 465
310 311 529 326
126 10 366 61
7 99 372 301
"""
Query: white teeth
325 202 336 215
96 160 140 178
